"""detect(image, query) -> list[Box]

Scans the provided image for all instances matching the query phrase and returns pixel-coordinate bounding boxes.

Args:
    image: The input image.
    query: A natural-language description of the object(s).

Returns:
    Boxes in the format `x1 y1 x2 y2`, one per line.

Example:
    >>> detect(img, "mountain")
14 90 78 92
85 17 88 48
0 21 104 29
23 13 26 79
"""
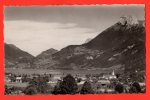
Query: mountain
33 48 58 69
84 38 92 43
4 43 34 68
36 48 58 59
42 16 145 72
5 16 145 72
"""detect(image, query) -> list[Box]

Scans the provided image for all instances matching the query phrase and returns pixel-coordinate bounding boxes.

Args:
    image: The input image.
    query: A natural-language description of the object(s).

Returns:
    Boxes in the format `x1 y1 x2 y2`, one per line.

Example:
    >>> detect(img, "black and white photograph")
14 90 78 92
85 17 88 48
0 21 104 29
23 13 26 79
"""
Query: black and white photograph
4 4 145 95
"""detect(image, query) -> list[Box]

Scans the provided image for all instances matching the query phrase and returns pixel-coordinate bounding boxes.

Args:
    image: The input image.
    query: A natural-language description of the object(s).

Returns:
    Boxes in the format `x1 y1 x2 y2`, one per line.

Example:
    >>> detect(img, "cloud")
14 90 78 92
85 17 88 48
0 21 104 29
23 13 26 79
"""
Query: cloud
4 20 98 56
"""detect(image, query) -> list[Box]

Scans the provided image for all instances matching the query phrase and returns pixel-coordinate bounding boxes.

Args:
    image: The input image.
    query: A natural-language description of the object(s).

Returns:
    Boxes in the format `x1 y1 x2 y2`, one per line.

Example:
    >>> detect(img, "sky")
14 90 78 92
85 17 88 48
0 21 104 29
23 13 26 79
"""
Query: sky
4 5 145 56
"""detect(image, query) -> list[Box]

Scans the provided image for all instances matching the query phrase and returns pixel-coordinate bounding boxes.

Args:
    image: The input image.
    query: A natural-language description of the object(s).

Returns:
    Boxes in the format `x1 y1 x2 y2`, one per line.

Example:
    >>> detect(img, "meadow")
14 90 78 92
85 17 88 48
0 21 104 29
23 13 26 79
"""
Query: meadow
5 68 115 75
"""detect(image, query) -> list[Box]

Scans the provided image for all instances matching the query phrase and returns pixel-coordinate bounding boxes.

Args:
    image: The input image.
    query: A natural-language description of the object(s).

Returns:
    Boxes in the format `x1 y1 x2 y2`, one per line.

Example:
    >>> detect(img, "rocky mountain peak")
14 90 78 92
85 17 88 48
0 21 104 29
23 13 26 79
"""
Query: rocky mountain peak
119 15 139 26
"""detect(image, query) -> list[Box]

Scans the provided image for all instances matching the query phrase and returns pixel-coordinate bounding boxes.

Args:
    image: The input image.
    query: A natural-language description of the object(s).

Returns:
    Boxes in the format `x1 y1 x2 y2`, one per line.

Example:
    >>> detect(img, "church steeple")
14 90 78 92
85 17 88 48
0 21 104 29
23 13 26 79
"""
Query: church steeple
112 70 115 76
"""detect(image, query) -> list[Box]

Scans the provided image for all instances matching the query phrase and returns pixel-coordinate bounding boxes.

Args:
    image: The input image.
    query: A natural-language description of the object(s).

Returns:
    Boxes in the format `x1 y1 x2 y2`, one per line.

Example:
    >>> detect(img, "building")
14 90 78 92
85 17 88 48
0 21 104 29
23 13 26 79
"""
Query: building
16 76 22 83
98 79 111 85
77 80 86 85
102 70 117 80
139 82 146 87
53 75 62 81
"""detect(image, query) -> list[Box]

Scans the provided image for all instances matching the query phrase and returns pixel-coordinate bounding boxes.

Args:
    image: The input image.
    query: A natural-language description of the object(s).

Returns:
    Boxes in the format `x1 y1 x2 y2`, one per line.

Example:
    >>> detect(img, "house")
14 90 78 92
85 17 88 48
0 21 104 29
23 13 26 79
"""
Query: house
53 75 62 81
16 76 22 83
139 82 146 87
86 56 94 60
98 79 111 85
77 80 86 85
47 76 62 87
77 74 87 80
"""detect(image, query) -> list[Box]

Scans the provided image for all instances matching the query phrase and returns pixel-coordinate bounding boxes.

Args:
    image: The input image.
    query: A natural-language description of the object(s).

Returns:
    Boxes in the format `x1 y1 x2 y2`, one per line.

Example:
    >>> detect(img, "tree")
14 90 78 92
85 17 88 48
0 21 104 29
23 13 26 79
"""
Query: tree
59 74 78 94
80 81 94 94
132 82 141 93
77 78 82 83
22 74 30 83
115 83 124 93
129 82 141 93
24 85 37 95
116 73 120 79
43 76 49 82
24 76 50 94
34 76 50 93
10 74 16 82
129 86 138 93
5 85 11 95
52 80 62 94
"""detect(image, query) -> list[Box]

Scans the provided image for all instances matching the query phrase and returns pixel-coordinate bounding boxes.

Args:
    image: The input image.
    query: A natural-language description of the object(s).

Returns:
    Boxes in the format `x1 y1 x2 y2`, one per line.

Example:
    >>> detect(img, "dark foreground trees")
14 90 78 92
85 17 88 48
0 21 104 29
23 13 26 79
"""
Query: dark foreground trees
24 85 37 95
52 74 78 94
52 80 62 94
129 82 141 93
80 81 94 94
5 85 11 95
115 83 124 93
24 76 51 95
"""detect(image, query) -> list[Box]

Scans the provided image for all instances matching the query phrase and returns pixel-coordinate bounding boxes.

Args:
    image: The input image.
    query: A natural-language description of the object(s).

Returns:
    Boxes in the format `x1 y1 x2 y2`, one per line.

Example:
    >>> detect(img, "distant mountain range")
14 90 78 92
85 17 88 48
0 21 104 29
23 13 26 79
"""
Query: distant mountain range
4 16 145 72
33 48 58 69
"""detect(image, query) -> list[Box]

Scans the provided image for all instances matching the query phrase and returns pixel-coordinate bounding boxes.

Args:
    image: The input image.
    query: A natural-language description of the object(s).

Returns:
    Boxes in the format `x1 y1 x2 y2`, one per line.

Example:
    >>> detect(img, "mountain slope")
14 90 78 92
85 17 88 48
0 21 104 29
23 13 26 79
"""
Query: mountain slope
8 16 145 72
36 48 58 59
4 43 34 68
47 16 145 71
33 48 58 69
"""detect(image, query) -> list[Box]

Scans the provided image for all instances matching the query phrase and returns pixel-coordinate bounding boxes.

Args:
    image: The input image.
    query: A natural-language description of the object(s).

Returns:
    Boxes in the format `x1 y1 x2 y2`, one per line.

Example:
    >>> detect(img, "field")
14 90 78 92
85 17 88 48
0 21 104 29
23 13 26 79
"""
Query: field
6 82 28 88
5 68 117 75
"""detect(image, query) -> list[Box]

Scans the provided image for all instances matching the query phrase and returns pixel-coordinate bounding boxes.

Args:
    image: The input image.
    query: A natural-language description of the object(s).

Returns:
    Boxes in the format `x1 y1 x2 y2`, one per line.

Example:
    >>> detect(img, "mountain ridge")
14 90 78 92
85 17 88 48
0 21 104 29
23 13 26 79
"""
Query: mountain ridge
49 18 145 71
4 43 34 68
4 16 145 72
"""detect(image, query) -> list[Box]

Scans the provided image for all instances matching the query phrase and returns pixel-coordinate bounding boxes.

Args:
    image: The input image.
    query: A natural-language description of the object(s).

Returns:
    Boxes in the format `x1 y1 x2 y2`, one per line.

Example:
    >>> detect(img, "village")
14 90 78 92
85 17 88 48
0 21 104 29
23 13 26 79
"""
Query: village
4 69 146 95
